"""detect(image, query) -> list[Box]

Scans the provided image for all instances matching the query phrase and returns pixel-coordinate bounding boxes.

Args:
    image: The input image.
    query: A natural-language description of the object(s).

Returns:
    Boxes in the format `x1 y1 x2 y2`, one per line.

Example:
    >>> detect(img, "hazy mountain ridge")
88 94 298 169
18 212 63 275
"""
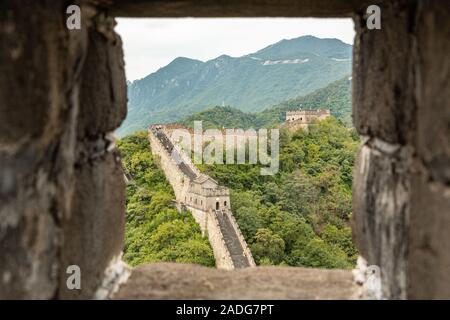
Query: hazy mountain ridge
119 36 352 136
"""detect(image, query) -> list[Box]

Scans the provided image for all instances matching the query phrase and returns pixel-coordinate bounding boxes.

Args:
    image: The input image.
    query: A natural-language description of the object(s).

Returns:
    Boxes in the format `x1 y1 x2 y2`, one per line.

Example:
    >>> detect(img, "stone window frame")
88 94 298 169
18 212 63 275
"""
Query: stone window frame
1 0 448 300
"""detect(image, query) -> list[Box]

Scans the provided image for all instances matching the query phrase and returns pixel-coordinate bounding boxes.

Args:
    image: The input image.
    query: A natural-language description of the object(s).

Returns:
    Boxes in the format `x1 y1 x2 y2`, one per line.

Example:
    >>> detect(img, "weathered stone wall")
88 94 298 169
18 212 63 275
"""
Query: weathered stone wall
0 1 127 299
0 0 84 299
109 0 374 17
406 0 450 299
187 206 208 233
352 0 450 299
115 263 358 299
58 9 128 300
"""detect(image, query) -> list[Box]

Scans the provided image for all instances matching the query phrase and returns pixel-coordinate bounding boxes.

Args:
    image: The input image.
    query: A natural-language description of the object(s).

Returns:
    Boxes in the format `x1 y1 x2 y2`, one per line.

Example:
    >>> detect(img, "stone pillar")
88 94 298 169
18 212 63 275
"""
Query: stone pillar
0 0 87 299
407 0 450 299
352 0 450 299
0 1 127 299
58 11 127 299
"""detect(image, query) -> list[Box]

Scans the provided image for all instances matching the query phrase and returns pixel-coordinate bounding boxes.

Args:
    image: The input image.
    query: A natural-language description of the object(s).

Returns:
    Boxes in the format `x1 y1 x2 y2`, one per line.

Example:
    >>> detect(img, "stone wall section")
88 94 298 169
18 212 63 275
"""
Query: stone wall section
148 127 255 269
148 128 235 268
0 1 127 299
352 0 450 299
225 209 256 267
205 209 235 270
148 128 190 201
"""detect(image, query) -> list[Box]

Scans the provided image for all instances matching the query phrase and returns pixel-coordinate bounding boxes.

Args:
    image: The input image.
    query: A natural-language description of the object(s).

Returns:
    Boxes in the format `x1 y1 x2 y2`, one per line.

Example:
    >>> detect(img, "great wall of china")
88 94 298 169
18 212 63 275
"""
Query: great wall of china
148 125 256 270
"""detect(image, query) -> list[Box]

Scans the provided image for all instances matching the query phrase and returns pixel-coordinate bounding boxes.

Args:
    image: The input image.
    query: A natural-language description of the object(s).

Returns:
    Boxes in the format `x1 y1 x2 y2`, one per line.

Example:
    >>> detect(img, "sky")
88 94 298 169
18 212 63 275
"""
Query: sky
116 18 355 82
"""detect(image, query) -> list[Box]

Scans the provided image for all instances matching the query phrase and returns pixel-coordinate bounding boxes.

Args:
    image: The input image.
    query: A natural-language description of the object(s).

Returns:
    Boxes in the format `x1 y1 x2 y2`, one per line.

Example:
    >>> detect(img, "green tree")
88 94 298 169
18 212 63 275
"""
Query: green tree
279 170 318 217
251 228 285 265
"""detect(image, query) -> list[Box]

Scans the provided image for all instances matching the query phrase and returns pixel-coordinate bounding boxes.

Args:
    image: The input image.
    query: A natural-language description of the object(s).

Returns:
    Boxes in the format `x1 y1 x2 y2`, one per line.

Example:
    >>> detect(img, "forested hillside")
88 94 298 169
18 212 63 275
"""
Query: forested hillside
180 76 352 129
180 106 259 129
117 132 215 267
197 118 359 268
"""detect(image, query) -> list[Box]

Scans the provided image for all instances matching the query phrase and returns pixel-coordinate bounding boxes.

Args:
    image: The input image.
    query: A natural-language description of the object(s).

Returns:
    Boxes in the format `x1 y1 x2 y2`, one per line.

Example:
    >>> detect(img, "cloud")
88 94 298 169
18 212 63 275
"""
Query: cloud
116 18 355 81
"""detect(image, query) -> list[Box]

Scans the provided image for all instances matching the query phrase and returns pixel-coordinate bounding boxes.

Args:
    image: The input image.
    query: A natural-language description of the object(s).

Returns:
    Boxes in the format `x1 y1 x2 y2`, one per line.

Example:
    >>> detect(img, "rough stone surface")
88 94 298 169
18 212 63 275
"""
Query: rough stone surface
352 0 450 299
0 0 87 299
109 0 376 17
352 141 411 299
58 150 125 299
58 13 127 299
353 0 417 145
408 175 450 299
406 0 450 300
0 1 126 299
414 0 450 186
114 263 357 299
0 1 84 145
78 13 127 138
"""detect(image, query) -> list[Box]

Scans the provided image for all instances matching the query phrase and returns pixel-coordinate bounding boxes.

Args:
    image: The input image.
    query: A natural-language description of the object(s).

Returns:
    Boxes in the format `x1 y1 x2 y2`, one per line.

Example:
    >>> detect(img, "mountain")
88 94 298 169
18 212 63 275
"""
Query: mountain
180 76 352 129
118 36 352 136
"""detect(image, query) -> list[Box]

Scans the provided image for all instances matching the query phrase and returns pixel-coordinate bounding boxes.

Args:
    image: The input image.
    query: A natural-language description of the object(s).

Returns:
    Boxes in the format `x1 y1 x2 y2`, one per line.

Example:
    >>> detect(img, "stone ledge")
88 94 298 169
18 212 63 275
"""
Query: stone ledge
114 263 357 299
108 0 377 18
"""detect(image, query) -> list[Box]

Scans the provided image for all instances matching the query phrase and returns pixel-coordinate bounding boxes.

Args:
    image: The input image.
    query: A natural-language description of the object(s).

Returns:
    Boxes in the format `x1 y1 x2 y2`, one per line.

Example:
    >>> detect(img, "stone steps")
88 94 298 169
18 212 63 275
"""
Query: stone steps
215 210 251 268
154 128 197 180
